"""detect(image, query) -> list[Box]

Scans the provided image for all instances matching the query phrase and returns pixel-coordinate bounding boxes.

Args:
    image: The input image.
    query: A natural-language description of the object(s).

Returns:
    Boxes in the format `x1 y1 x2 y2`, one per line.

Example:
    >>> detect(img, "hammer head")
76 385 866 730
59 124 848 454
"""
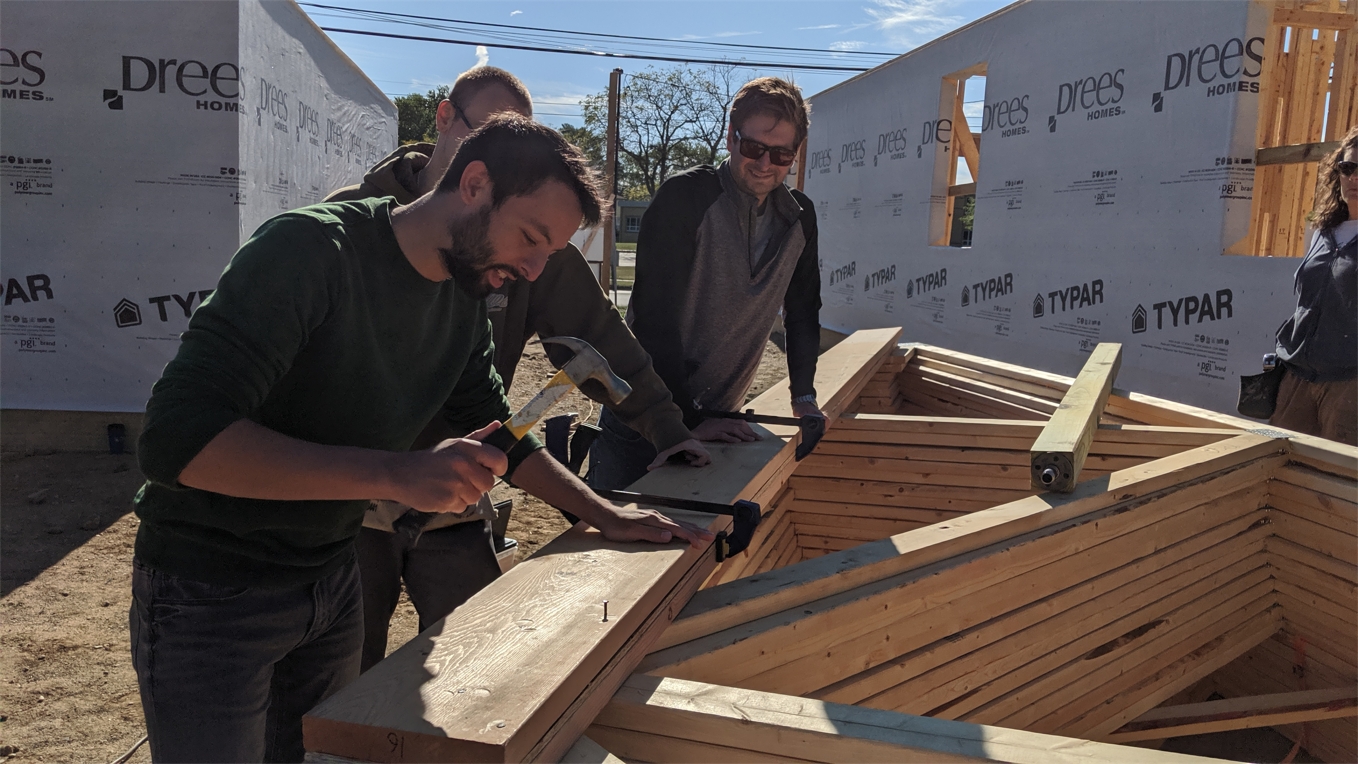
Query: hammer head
541 336 632 405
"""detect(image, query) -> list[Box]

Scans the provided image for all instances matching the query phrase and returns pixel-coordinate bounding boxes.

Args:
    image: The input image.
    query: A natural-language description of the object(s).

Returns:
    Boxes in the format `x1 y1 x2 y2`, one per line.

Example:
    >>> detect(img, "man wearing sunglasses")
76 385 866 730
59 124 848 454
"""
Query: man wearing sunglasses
327 66 710 672
587 77 823 491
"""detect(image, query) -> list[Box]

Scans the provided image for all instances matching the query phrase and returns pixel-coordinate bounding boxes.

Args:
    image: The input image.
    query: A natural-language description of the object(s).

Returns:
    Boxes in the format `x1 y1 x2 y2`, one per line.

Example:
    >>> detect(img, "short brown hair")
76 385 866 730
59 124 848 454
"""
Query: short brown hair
730 77 810 147
437 113 606 227
449 66 533 116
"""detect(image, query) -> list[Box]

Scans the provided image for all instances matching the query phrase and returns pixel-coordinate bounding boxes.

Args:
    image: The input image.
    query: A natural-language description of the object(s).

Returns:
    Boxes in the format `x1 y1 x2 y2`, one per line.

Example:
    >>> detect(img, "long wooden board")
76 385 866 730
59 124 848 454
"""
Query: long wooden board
589 675 1231 763
303 328 902 761
1029 343 1122 491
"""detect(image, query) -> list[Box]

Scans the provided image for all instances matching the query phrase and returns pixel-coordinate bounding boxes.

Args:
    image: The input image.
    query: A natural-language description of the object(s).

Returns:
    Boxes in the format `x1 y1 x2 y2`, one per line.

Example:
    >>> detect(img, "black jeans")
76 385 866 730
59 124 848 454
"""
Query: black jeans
585 407 658 491
355 519 500 672
129 556 363 763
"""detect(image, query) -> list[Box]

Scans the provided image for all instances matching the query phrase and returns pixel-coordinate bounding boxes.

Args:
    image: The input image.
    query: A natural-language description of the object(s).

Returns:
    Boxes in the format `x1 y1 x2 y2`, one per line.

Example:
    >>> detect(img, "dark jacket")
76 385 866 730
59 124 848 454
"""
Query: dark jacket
1275 228 1358 382
627 162 820 427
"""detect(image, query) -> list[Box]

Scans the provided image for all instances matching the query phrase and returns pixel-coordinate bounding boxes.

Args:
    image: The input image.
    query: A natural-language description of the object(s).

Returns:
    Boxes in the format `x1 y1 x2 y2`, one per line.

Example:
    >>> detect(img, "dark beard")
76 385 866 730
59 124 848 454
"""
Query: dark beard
437 206 498 298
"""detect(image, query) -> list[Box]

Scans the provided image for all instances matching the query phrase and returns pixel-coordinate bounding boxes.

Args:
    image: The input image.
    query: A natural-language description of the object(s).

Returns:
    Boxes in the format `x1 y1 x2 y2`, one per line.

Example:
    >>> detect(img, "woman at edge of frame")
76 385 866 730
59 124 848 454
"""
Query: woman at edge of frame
1270 125 1358 446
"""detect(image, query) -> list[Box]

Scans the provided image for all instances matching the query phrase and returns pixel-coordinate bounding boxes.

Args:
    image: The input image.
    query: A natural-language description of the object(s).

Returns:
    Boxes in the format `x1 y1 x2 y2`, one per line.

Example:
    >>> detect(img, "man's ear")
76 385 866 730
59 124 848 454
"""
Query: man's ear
435 99 456 135
458 160 493 206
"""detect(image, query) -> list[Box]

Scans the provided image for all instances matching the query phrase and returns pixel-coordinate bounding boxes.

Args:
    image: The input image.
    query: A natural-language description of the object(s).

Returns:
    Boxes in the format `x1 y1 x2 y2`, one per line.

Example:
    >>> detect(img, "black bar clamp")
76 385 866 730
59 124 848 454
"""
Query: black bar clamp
592 489 762 562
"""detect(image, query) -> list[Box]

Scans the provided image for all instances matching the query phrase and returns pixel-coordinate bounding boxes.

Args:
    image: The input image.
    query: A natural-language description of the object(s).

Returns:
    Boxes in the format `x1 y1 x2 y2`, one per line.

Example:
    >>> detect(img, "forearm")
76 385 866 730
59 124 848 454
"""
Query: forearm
509 449 618 528
178 419 396 501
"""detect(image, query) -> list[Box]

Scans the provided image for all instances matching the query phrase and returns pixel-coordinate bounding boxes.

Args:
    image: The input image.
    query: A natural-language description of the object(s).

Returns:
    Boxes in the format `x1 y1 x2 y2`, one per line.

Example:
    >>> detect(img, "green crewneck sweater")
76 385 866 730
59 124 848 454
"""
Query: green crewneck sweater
133 198 541 586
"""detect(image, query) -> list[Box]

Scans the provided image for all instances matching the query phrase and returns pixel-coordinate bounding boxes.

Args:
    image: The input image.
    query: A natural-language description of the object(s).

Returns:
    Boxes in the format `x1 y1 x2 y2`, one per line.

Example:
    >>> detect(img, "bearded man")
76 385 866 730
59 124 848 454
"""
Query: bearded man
129 115 711 763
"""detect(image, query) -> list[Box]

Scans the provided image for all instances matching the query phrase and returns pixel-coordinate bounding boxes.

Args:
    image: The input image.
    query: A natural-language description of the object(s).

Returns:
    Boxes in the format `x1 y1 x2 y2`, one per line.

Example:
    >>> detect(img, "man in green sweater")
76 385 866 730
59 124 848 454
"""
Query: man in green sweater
327 66 711 672
131 115 711 763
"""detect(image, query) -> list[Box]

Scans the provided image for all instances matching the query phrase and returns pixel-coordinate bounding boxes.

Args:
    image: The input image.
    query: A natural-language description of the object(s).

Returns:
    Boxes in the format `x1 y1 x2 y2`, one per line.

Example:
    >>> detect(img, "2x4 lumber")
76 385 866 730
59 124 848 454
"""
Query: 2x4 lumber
1255 140 1343 166
1285 436 1358 480
796 454 1032 490
645 463 1277 688
790 516 930 541
1269 510 1357 565
742 486 1270 700
652 434 1282 652
907 343 1227 429
902 370 1052 419
1268 480 1358 535
853 523 1269 714
1210 648 1357 764
1029 343 1123 492
788 498 978 522
592 675 1228 764
788 476 1029 509
1273 6 1357 31
910 364 1060 415
1267 534 1355 581
303 512 722 763
974 570 1278 731
1270 559 1357 625
1274 580 1356 638
1274 463 1358 502
1076 605 1286 739
302 326 903 762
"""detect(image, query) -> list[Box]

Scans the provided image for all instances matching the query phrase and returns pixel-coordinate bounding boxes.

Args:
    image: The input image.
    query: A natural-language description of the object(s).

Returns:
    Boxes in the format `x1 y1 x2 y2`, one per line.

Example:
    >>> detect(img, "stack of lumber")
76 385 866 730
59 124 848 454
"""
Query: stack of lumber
785 416 1237 560
886 344 1235 429
643 434 1320 740
302 328 903 762
1190 443 1358 762
851 351 909 413
586 675 1226 764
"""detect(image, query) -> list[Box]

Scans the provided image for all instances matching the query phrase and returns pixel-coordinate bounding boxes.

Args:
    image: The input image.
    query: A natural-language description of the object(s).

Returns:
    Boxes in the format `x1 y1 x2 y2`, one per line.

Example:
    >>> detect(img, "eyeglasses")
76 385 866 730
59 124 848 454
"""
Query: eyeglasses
734 130 797 167
1339 160 1357 178
450 100 474 132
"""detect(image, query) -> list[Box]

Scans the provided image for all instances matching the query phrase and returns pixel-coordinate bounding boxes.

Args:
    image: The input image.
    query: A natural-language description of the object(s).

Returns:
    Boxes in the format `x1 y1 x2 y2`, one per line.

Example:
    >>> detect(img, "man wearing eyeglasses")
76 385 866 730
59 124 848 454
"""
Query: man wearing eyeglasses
327 66 710 672
587 77 823 491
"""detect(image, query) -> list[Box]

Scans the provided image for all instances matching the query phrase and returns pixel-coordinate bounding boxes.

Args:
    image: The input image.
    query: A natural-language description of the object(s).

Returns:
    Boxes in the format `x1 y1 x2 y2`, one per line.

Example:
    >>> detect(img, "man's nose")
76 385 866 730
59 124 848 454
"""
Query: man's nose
521 249 551 282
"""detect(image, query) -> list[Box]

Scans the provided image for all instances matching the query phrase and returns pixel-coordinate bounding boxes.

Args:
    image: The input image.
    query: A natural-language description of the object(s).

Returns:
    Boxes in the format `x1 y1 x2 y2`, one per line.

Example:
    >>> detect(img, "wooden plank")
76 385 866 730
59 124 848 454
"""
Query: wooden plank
593 675 1228 764
788 496 982 520
303 327 903 762
1273 7 1357 31
972 573 1278 731
1029 343 1123 491
852 523 1269 713
304 514 721 763
1268 479 1358 535
653 434 1281 652
735 485 1270 699
788 476 1029 510
1269 510 1357 565
1076 605 1285 739
1255 140 1343 165
1274 463 1358 501
645 463 1276 687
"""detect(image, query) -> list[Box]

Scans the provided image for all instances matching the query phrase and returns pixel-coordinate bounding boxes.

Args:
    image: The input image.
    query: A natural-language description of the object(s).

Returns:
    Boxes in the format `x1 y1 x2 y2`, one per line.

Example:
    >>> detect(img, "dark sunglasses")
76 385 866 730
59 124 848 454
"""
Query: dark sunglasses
735 130 797 167
1339 160 1357 177
450 100 474 131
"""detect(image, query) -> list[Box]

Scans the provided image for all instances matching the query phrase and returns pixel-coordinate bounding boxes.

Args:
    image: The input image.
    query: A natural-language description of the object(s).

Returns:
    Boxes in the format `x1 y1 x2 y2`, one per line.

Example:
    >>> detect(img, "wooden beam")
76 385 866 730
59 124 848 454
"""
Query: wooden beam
653 433 1280 652
302 329 901 762
1255 141 1342 166
1272 8 1358 31
1030 343 1122 492
589 675 1230 764
948 182 977 197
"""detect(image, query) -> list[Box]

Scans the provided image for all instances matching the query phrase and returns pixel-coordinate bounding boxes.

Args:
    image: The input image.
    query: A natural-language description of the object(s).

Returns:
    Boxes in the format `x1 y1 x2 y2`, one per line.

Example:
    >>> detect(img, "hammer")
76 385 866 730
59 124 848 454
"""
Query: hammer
393 336 630 546
480 336 632 455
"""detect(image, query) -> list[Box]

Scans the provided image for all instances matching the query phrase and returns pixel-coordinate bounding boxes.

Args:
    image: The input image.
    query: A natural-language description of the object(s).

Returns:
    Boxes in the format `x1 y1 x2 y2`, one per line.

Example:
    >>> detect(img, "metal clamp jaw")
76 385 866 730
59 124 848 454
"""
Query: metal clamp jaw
713 500 761 562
